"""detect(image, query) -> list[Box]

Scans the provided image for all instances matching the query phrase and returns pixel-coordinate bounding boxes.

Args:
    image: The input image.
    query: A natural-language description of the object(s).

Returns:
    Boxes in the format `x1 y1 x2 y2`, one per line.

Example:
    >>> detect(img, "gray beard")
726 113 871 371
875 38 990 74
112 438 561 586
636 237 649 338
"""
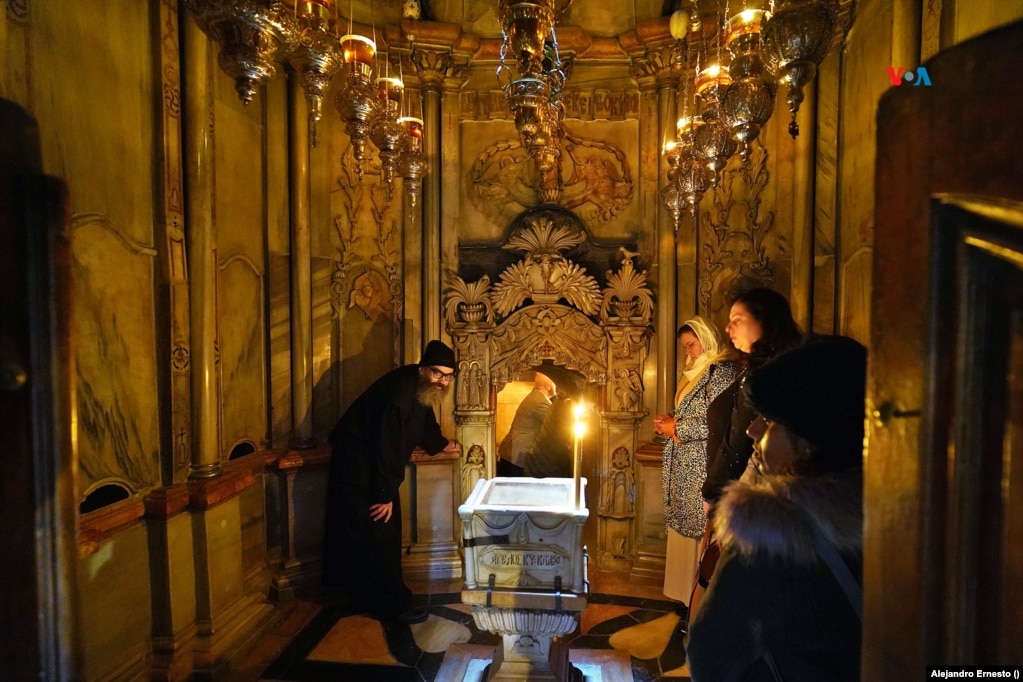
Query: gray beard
416 379 450 409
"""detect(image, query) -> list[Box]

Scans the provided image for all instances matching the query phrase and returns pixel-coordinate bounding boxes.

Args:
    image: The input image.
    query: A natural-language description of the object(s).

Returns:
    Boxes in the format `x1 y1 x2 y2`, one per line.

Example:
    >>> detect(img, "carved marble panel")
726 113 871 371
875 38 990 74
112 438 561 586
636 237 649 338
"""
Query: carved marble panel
71 214 160 494
219 254 266 454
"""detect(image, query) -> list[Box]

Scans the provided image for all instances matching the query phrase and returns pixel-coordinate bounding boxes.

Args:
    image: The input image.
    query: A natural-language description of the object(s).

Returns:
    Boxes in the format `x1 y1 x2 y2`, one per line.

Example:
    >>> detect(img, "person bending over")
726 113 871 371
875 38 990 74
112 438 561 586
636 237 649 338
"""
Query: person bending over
321 340 461 625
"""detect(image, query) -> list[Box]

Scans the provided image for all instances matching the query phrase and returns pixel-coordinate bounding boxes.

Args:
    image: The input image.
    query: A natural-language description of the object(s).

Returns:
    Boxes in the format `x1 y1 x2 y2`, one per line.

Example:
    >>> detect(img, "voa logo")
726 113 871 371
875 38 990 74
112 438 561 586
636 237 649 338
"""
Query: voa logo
887 66 932 86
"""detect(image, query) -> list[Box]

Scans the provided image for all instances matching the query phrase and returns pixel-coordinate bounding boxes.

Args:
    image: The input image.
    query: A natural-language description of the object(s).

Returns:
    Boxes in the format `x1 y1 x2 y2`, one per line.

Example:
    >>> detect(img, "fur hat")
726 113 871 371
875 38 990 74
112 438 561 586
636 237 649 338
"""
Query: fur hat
419 340 457 370
746 335 867 473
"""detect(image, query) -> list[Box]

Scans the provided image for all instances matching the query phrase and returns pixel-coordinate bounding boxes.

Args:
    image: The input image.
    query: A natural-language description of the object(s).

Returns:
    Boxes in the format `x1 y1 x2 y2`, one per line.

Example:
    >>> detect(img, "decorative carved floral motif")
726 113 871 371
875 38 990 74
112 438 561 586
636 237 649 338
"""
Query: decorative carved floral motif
443 272 495 327
331 147 404 323
6 0 29 24
600 254 653 324
491 217 601 317
488 304 608 385
698 146 777 318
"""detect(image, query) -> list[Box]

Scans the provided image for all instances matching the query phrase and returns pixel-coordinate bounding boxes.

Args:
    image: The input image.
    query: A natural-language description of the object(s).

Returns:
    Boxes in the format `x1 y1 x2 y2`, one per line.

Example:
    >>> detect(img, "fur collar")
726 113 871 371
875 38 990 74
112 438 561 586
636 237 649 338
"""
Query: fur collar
713 469 863 564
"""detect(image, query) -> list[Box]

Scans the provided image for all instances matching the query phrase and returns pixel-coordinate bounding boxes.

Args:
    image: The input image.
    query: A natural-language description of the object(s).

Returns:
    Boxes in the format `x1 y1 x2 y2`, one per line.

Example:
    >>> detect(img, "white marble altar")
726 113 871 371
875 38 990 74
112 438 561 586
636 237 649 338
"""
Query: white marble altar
459 477 590 681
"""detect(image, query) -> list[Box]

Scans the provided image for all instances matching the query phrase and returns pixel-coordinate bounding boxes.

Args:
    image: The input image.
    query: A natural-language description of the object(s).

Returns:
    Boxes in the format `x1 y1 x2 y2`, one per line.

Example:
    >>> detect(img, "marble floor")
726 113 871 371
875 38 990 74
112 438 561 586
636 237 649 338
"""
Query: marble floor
252 572 691 682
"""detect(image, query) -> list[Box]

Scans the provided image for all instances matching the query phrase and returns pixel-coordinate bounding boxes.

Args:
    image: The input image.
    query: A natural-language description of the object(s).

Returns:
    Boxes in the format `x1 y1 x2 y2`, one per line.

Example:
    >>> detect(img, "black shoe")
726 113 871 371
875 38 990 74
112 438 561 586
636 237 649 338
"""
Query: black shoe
396 606 429 624
380 619 423 666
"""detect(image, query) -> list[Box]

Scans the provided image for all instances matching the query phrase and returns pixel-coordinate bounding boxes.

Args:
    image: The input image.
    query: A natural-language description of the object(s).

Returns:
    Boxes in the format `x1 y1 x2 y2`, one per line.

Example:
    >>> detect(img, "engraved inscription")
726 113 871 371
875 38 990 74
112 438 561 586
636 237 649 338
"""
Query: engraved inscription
483 549 564 569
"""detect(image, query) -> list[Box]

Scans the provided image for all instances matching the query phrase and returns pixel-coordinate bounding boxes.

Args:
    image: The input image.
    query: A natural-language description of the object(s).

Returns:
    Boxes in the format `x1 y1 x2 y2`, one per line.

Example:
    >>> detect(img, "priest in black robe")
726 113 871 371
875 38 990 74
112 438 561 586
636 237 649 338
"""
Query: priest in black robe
322 340 461 624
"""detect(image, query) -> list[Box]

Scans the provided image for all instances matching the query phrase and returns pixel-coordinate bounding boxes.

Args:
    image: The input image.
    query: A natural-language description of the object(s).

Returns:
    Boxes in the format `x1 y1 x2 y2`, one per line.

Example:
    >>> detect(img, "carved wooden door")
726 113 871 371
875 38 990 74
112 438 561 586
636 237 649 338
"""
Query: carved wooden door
867 20 1023 678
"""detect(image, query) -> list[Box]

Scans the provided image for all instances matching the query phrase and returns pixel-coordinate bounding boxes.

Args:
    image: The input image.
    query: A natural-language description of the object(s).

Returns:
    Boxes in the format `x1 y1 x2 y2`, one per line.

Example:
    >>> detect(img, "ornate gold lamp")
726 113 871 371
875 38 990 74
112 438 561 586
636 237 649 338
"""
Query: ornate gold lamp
369 76 407 199
185 0 299 105
287 0 344 146
397 115 428 206
694 63 736 184
761 0 837 137
334 33 378 180
659 141 688 233
497 0 573 202
719 8 776 164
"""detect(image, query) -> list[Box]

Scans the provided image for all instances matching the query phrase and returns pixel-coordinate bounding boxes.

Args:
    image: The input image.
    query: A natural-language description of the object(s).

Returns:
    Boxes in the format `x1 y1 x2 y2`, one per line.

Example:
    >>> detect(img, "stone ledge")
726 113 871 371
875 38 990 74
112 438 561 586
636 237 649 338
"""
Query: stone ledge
79 496 145 557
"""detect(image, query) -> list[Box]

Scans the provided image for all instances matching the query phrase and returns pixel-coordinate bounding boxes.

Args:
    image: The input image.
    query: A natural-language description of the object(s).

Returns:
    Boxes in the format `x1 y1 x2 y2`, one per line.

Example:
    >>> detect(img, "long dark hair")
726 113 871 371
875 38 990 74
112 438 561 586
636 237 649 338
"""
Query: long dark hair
732 287 802 369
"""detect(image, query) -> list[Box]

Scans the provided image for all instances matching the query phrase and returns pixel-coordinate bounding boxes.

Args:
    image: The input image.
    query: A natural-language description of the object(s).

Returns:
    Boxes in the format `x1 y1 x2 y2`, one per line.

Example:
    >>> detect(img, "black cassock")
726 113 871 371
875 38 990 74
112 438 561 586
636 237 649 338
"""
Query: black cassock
322 364 449 619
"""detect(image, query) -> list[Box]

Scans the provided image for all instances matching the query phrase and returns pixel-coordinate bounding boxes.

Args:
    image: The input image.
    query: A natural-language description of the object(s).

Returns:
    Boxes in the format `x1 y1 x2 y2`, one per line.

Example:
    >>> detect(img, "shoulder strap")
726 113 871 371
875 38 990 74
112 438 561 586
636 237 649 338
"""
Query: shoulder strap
806 520 863 621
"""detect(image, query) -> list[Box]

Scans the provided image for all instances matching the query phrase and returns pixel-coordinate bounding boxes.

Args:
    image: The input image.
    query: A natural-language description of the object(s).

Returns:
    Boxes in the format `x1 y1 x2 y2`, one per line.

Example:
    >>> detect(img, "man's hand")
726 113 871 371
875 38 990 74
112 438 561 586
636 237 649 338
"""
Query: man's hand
369 501 393 523
443 439 461 453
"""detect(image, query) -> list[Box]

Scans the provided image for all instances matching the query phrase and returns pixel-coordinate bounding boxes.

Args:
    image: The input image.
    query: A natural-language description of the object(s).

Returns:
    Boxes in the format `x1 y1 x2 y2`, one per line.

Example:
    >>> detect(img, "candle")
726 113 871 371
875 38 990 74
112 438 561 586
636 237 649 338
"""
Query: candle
296 0 331 21
341 34 376 80
376 77 404 112
399 116 424 152
572 402 587 510
696 64 732 97
725 9 771 45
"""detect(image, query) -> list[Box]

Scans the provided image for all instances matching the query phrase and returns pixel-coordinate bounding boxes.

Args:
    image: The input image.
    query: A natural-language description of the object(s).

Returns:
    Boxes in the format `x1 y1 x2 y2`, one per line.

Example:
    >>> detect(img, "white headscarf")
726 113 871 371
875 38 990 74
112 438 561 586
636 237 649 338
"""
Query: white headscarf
674 316 727 406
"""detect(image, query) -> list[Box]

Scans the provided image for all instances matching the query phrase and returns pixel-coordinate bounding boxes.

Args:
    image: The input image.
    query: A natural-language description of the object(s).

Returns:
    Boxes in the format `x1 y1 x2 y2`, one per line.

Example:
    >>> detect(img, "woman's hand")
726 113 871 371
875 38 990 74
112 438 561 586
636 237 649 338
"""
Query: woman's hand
369 502 393 523
652 413 674 436
443 439 461 453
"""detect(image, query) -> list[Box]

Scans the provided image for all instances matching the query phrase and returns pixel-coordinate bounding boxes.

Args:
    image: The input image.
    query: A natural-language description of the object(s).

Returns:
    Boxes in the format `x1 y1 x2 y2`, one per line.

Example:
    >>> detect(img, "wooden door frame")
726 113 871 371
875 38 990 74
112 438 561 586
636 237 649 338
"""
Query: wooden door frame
868 20 1023 678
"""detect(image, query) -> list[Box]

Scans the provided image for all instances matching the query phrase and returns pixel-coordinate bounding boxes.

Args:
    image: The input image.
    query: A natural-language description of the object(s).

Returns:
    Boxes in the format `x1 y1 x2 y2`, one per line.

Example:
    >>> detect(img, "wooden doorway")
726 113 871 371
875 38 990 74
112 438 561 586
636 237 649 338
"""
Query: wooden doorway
868 20 1023 678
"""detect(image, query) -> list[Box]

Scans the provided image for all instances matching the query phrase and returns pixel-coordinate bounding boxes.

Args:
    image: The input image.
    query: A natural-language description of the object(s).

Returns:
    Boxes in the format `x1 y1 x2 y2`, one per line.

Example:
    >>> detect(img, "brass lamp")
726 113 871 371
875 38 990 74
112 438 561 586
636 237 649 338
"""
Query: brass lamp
288 0 344 146
185 0 300 105
334 33 378 180
369 76 408 200
397 115 428 207
719 8 776 164
761 0 837 138
498 0 573 202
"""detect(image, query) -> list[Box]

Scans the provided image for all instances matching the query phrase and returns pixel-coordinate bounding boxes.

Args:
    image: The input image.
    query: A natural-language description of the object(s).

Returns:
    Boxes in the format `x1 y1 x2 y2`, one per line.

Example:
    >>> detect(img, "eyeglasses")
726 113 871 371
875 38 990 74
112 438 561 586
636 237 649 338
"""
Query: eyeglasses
427 366 456 382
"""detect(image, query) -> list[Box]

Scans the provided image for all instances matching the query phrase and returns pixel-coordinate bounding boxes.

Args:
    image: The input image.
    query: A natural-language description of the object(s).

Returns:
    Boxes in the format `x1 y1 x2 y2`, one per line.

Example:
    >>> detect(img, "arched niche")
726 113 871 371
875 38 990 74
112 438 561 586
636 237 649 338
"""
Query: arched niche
444 208 654 570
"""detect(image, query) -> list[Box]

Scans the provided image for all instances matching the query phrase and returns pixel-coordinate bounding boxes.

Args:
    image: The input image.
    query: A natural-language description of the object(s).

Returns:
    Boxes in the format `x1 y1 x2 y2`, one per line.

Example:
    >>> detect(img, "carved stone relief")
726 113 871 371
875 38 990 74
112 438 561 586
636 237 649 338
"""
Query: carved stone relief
330 141 405 388
461 443 486 501
468 130 635 232
698 146 778 323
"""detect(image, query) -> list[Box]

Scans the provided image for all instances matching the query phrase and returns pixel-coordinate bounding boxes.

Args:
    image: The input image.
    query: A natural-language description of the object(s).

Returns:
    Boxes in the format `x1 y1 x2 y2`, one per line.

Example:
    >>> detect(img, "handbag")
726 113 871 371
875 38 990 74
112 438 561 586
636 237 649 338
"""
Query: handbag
684 525 720 631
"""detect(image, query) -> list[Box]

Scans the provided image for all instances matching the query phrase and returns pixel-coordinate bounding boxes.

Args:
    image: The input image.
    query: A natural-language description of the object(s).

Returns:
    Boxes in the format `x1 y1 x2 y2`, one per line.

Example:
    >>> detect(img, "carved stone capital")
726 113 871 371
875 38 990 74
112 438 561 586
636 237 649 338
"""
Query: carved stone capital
630 40 684 90
408 47 465 91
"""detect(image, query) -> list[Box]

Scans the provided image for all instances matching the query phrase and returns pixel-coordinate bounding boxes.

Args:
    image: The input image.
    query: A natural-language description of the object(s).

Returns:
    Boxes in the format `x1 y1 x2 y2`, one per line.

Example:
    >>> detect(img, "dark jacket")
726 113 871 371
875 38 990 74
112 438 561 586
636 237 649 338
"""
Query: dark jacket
686 470 863 682
328 364 449 504
524 395 577 478
702 368 756 502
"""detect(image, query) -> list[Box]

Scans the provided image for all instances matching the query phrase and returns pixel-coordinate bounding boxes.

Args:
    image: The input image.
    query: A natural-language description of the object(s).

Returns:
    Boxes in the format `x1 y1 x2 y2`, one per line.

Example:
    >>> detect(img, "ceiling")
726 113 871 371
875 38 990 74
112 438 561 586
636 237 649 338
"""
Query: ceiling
341 0 854 52
342 0 680 40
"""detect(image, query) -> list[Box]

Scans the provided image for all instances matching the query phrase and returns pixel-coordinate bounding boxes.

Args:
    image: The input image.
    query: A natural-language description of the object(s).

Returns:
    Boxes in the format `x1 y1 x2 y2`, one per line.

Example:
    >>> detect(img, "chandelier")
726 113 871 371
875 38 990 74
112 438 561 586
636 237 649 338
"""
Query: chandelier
659 0 838 231
185 0 429 204
497 0 573 203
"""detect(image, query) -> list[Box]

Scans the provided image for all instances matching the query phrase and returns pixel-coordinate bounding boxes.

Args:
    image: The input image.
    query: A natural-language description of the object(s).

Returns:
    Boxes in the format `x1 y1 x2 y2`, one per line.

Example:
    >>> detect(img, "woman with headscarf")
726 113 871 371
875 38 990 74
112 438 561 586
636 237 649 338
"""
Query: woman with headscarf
686 335 866 682
653 317 739 606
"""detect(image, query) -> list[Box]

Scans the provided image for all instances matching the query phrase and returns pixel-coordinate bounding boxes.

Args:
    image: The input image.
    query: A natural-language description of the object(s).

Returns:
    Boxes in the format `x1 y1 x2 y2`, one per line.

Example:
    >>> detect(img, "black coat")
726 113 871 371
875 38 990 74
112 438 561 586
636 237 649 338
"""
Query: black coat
328 364 449 504
702 368 755 502
687 470 863 682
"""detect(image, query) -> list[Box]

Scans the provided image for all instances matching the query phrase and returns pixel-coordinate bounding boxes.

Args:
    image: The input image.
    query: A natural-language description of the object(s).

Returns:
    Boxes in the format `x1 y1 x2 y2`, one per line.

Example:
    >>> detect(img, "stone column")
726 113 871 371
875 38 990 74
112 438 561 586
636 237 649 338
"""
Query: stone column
183 11 222 479
790 84 816 332
413 51 447 344
632 39 683 420
288 74 315 448
656 63 681 415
